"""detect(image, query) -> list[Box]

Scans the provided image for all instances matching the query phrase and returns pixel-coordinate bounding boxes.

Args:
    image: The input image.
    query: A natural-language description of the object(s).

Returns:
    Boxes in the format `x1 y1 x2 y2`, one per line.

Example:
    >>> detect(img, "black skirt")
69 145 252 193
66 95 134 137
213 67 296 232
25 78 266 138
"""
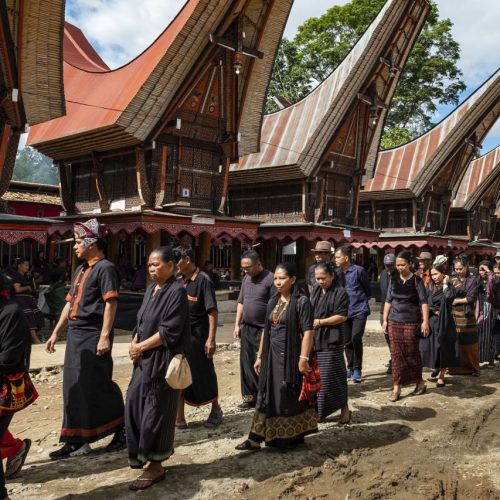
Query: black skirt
60 326 124 444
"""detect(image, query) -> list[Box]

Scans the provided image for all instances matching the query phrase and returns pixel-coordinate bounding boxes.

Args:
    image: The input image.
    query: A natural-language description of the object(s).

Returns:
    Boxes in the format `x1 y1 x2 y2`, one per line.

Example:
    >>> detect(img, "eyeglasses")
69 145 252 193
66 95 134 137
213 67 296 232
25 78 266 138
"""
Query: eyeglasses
241 265 254 271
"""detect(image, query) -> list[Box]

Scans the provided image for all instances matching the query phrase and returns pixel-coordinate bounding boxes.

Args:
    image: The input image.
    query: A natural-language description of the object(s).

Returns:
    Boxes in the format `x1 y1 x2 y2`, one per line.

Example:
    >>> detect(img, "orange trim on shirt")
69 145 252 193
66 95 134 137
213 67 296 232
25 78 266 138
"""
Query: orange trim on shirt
102 290 119 302
88 256 104 267
68 267 92 320
187 295 198 302
65 293 72 303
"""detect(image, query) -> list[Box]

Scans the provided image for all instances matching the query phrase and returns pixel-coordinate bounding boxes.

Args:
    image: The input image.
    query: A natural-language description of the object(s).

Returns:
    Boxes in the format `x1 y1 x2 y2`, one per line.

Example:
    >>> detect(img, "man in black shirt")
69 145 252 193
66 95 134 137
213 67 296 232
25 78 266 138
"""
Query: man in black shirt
379 253 397 374
307 241 334 294
234 250 274 409
174 246 222 428
46 219 125 459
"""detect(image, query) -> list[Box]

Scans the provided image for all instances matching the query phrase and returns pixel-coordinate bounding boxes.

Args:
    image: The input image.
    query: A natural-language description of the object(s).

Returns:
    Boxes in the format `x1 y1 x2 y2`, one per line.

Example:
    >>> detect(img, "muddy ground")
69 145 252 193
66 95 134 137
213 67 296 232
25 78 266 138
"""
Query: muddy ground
5 334 500 499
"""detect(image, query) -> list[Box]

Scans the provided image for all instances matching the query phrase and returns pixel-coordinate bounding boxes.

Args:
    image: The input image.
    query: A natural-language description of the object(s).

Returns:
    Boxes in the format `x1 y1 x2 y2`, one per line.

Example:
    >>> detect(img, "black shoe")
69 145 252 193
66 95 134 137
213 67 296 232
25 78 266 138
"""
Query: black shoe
49 443 90 461
105 428 127 453
238 401 255 410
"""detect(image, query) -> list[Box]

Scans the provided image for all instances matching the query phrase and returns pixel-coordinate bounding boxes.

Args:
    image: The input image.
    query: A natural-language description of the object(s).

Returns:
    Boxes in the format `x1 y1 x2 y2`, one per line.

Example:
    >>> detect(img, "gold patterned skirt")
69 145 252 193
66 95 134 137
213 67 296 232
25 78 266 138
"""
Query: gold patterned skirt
249 408 317 446
248 323 318 447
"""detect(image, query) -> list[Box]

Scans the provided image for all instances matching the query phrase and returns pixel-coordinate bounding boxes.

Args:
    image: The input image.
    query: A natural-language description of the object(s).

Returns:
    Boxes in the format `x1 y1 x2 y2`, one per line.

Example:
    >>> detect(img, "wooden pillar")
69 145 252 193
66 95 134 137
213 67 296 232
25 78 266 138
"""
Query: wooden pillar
146 231 161 257
230 238 241 279
262 238 278 272
197 232 211 266
295 237 308 282
107 232 119 263
304 239 317 272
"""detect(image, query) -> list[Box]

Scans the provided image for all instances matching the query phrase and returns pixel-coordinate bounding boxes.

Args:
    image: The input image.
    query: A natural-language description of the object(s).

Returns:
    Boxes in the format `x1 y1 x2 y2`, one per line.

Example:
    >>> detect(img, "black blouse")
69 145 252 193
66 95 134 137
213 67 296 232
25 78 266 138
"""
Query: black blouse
311 285 349 350
134 276 190 381
386 274 427 323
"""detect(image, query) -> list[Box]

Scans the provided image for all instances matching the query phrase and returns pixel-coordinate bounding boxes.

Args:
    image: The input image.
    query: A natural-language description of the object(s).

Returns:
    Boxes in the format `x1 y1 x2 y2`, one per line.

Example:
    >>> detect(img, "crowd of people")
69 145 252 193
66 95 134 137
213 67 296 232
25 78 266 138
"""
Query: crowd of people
0 219 499 495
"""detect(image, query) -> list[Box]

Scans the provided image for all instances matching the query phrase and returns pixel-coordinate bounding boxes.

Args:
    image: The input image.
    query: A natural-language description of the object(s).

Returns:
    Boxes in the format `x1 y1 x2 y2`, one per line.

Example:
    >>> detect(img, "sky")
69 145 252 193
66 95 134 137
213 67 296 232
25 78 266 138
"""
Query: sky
61 0 500 153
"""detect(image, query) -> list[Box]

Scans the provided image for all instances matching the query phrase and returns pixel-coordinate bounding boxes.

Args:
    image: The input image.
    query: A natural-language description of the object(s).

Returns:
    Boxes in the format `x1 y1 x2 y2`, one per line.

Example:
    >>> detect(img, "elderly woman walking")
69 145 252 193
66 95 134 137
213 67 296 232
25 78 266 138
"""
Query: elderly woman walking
126 246 190 491
311 261 351 423
236 263 317 451
382 252 429 402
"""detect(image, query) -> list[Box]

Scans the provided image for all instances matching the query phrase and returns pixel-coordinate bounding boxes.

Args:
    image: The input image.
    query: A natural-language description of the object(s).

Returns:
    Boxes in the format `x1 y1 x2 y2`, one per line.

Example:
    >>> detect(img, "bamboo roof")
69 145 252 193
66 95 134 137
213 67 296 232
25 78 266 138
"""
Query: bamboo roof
15 0 66 125
28 0 292 160
232 0 429 177
2 180 61 205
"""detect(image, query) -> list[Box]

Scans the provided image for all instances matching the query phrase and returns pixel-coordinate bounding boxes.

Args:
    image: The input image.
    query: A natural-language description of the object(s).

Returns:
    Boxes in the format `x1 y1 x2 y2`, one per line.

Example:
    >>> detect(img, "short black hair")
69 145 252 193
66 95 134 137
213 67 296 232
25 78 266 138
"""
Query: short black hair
241 249 261 264
314 261 336 276
396 251 413 263
151 246 176 264
275 261 297 278
173 245 195 263
335 246 351 259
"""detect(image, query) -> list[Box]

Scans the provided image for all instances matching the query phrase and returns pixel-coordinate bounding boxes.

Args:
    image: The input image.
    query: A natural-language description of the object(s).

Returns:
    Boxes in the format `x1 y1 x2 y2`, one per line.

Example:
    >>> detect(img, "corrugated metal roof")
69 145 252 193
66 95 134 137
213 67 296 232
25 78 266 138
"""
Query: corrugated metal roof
232 0 427 175
453 146 500 208
365 69 500 193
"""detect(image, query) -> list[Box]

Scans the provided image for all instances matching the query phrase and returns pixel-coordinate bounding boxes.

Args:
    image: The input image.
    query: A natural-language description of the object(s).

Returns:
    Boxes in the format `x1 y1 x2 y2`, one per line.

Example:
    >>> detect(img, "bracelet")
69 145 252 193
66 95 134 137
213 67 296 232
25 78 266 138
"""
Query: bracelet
299 355 309 360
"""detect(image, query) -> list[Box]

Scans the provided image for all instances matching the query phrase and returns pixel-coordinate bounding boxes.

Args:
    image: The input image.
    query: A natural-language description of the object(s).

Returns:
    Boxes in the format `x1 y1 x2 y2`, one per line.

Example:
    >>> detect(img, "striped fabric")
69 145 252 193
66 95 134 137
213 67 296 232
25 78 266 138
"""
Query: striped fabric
388 322 423 386
478 302 496 364
316 348 348 420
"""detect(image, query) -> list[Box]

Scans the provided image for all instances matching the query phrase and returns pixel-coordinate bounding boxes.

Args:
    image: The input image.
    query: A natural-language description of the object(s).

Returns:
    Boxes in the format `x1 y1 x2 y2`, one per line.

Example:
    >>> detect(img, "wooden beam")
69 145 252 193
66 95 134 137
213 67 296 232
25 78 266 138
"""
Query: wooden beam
135 147 153 208
91 151 110 212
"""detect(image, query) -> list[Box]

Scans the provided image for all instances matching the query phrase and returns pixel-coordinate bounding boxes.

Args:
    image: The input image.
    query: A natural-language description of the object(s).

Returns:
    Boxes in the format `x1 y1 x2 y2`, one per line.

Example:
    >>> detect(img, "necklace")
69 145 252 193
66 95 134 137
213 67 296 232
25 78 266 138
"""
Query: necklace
272 299 289 325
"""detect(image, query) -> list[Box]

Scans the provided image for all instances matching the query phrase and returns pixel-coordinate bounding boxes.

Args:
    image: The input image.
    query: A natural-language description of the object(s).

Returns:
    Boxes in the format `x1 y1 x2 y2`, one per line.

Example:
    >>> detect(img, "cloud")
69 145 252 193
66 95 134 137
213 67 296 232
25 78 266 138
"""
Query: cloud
66 0 185 68
436 0 500 88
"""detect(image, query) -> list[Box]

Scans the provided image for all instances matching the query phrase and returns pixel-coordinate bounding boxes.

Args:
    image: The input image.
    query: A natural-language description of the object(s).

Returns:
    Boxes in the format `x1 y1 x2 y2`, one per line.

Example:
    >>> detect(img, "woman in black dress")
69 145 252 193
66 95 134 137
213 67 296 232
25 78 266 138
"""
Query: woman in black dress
382 252 429 402
6 258 44 344
449 257 480 376
420 259 458 388
477 260 496 368
0 272 38 498
126 246 190 491
311 261 350 423
236 262 317 451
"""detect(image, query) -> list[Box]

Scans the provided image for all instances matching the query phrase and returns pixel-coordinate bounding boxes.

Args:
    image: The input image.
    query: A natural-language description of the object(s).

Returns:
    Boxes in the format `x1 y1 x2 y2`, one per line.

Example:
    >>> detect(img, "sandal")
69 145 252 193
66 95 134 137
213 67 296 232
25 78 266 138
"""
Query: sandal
436 379 446 388
235 439 261 451
5 439 31 479
204 410 223 428
388 392 401 402
412 383 427 396
128 471 166 491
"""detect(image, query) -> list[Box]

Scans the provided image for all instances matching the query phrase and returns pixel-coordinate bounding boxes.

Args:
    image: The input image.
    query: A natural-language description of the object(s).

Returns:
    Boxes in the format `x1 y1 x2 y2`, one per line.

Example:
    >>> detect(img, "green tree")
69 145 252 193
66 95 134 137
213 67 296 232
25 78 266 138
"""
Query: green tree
12 146 59 185
267 0 466 147
266 39 313 113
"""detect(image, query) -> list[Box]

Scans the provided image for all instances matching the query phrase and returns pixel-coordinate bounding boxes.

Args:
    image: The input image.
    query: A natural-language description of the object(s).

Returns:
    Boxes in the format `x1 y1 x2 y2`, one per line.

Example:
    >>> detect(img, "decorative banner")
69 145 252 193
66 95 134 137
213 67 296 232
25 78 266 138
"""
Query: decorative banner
0 230 47 245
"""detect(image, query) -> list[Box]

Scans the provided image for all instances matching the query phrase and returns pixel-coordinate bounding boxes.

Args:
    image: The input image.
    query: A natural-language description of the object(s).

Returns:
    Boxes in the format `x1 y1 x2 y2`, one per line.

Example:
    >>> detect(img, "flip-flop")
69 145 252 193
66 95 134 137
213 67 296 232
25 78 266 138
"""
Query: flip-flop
128 471 166 491
5 439 31 479
235 439 261 451
204 410 223 428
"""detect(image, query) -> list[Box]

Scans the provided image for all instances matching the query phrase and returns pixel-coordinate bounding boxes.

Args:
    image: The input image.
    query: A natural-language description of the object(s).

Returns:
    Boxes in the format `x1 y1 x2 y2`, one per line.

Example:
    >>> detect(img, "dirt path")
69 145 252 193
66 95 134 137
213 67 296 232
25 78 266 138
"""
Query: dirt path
6 340 500 499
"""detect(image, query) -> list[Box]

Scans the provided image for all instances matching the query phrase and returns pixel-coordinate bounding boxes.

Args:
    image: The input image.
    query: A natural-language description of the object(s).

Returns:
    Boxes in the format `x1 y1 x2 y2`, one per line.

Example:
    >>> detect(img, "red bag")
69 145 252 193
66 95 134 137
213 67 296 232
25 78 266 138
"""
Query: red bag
0 372 38 416
299 356 321 404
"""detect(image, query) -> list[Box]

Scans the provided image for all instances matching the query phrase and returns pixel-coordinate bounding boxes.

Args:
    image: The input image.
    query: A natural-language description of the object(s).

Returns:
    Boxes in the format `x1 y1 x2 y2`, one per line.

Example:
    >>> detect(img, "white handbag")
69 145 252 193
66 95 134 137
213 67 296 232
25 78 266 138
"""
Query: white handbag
166 354 192 390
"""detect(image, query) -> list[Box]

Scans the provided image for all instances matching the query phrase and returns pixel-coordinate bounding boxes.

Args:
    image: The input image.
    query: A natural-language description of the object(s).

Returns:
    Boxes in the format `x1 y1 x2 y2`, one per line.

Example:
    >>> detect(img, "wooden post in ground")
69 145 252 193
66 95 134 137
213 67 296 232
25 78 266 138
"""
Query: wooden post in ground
230 238 242 280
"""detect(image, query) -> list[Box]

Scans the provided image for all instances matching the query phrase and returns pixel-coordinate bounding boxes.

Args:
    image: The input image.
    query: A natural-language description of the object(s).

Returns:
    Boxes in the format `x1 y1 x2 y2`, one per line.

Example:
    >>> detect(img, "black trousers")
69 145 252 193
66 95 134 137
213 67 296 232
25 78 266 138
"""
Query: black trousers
240 324 263 401
344 315 367 371
0 414 13 499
